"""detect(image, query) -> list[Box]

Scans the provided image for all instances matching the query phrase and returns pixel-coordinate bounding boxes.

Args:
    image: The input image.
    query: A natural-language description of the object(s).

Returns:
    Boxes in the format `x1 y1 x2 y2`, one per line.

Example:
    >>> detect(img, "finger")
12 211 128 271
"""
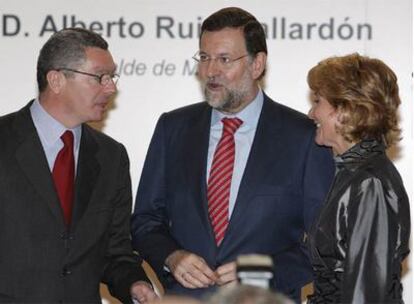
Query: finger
177 272 200 289
216 262 236 276
216 262 237 285
186 265 217 286
183 271 209 288
216 271 237 285
175 254 217 284
191 258 218 282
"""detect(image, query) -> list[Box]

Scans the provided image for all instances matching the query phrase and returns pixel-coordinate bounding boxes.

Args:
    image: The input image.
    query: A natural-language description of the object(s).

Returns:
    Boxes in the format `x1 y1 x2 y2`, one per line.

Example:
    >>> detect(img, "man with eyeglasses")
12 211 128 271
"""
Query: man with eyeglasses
131 7 334 303
0 28 157 303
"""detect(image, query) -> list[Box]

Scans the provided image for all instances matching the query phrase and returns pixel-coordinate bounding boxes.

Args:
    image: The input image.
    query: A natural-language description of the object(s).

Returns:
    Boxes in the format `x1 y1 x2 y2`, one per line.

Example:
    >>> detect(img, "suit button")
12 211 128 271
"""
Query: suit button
62 267 72 276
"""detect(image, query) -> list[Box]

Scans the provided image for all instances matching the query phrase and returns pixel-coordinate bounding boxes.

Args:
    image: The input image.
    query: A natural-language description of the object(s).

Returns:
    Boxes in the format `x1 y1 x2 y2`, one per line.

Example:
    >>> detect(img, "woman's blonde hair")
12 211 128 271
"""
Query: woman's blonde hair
307 53 401 146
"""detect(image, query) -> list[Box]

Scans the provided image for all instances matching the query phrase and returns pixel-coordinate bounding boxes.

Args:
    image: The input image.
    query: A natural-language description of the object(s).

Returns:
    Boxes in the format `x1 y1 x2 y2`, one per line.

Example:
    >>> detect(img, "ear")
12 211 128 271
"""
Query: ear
251 52 267 80
46 70 65 94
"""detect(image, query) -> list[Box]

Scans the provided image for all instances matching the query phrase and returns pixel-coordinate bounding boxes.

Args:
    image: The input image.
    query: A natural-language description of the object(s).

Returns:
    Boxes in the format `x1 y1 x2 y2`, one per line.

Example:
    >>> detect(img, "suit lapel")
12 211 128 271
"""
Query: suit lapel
71 125 100 227
224 96 282 243
183 105 216 240
14 103 66 227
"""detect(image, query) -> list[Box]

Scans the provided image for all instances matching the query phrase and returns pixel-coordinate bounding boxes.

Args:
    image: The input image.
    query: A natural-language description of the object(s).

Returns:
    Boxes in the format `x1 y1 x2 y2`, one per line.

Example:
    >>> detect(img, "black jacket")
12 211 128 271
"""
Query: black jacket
0 103 150 303
308 139 410 304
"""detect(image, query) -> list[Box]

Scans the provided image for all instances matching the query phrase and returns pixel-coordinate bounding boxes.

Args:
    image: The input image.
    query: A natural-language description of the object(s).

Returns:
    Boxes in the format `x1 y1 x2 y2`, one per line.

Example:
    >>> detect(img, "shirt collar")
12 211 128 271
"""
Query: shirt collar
211 89 264 128
30 99 82 149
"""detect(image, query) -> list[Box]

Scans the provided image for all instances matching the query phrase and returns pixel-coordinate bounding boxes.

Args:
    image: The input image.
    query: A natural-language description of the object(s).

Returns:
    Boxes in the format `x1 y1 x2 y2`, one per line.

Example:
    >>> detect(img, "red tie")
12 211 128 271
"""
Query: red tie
207 117 243 245
52 130 75 226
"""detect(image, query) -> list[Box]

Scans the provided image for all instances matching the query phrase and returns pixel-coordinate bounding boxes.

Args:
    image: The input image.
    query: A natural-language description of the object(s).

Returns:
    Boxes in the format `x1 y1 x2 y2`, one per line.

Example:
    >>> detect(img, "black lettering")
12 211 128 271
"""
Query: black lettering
182 59 197 76
128 22 144 38
319 18 334 40
357 24 372 40
289 23 302 39
157 16 174 38
70 15 86 29
2 14 20 36
89 21 103 34
39 15 58 36
307 23 317 39
178 23 192 38
337 17 353 40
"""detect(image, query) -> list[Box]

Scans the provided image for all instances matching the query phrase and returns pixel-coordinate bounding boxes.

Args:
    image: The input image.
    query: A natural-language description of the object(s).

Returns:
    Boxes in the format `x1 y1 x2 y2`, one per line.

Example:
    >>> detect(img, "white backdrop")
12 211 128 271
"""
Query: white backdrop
1 0 412 303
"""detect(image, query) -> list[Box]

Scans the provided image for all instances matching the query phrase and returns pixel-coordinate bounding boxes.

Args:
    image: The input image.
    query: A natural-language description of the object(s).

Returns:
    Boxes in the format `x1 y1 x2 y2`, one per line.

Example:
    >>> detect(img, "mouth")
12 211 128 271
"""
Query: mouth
96 103 108 111
206 81 223 91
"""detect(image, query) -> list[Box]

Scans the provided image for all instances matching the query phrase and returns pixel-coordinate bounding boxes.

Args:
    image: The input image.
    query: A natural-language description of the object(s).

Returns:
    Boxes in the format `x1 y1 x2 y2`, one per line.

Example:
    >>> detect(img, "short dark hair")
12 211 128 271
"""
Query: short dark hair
307 53 401 146
37 28 108 92
200 7 267 78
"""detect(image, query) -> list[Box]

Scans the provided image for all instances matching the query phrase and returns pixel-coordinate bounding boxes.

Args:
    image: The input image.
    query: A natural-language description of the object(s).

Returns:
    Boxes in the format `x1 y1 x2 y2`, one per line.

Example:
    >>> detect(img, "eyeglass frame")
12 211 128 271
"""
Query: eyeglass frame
192 51 250 68
56 67 120 86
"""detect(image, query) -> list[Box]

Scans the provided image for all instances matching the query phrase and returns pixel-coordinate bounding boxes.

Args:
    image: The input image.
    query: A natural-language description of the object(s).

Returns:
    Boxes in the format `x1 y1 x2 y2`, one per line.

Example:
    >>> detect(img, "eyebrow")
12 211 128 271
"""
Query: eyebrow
91 67 117 74
199 51 232 56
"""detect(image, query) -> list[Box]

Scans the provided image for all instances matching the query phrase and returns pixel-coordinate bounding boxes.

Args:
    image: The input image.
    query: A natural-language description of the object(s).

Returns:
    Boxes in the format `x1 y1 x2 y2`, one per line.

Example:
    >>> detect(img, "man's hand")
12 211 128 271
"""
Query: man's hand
165 249 218 289
215 261 237 286
130 281 158 304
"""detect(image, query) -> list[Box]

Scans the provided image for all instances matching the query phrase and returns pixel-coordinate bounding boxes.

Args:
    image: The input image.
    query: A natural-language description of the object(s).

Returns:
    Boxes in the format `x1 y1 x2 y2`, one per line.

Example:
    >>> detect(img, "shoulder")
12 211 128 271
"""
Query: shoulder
0 103 32 140
348 155 408 207
263 94 315 133
357 155 401 184
152 101 210 134
82 124 127 155
163 101 209 120
0 111 17 131
0 102 30 126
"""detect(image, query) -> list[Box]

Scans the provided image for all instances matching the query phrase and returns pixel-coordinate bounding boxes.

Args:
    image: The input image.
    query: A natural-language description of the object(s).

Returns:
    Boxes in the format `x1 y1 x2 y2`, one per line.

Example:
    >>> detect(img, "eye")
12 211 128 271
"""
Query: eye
218 56 231 64
199 54 210 62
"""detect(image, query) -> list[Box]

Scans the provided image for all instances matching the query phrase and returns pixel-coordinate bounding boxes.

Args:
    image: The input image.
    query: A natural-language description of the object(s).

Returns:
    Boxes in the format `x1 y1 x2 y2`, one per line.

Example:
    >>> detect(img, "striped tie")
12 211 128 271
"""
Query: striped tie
207 117 243 246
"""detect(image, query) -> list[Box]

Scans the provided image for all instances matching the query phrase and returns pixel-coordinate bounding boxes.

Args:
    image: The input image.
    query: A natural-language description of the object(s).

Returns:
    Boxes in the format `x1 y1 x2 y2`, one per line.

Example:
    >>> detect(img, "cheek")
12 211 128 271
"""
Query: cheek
197 66 209 80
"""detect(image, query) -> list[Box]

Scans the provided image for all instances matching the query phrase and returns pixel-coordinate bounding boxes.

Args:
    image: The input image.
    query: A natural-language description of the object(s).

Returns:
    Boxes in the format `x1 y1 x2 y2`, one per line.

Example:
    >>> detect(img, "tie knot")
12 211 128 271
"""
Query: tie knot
222 117 243 135
61 130 74 147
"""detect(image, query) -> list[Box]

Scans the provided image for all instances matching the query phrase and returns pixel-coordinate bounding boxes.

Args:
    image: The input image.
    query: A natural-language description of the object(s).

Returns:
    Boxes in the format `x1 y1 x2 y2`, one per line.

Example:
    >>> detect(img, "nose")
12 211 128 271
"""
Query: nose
103 79 117 95
205 59 221 78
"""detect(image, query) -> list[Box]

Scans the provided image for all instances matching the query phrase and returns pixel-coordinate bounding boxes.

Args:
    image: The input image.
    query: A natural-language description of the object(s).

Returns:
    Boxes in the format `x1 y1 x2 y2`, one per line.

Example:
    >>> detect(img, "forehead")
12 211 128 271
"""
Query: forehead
200 27 246 54
80 47 116 72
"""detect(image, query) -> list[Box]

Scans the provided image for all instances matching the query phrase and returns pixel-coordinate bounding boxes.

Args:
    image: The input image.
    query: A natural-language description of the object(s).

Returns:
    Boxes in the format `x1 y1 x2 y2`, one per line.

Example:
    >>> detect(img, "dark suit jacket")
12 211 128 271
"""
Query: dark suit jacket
131 94 334 298
0 102 149 303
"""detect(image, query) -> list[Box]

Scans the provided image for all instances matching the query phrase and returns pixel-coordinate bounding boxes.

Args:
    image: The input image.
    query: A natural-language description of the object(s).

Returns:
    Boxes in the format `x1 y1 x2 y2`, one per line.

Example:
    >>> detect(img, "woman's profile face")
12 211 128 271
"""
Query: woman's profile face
308 94 351 155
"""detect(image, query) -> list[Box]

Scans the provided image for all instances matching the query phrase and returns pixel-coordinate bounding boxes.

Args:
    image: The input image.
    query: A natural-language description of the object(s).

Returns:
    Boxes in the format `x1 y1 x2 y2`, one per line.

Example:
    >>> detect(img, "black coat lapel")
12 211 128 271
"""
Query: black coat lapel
71 125 100 227
14 103 65 227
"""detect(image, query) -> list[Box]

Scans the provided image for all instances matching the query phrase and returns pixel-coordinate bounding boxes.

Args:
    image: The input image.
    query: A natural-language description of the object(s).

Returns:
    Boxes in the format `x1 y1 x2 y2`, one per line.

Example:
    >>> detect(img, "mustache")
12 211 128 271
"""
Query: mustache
205 77 222 85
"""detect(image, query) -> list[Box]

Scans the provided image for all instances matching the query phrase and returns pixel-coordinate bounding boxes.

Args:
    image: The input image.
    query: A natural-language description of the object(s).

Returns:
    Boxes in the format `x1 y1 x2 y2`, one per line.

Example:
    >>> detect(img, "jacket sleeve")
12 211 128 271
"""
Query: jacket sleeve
102 145 151 304
342 177 395 303
131 114 181 283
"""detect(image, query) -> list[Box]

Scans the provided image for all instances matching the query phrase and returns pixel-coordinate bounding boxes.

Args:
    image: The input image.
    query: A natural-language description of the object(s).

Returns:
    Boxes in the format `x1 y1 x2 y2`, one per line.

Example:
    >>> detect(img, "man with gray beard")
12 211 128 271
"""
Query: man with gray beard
131 7 334 303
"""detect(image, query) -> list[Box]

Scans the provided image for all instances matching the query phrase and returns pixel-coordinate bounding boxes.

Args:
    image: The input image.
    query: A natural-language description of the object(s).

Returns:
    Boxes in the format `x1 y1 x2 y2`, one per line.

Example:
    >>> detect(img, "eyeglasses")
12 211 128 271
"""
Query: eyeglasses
56 68 120 86
192 52 249 68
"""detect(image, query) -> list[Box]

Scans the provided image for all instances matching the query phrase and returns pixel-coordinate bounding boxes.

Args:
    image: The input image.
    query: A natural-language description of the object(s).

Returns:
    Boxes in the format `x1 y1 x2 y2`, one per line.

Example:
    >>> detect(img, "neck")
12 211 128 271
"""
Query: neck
39 92 80 129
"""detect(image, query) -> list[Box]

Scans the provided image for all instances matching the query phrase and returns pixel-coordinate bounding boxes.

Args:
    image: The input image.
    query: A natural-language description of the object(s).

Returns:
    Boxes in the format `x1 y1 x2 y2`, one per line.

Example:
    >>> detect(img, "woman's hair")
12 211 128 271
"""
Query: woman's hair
307 53 401 146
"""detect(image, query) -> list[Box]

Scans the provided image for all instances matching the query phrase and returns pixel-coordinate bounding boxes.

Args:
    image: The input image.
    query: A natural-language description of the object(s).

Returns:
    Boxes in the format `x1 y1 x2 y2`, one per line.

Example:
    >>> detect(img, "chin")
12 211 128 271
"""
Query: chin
207 98 225 109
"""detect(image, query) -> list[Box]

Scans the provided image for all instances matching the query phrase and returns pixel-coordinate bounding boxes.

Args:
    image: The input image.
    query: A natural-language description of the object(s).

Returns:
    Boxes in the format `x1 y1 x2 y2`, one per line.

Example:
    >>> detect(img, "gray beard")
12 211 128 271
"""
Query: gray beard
205 87 246 113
